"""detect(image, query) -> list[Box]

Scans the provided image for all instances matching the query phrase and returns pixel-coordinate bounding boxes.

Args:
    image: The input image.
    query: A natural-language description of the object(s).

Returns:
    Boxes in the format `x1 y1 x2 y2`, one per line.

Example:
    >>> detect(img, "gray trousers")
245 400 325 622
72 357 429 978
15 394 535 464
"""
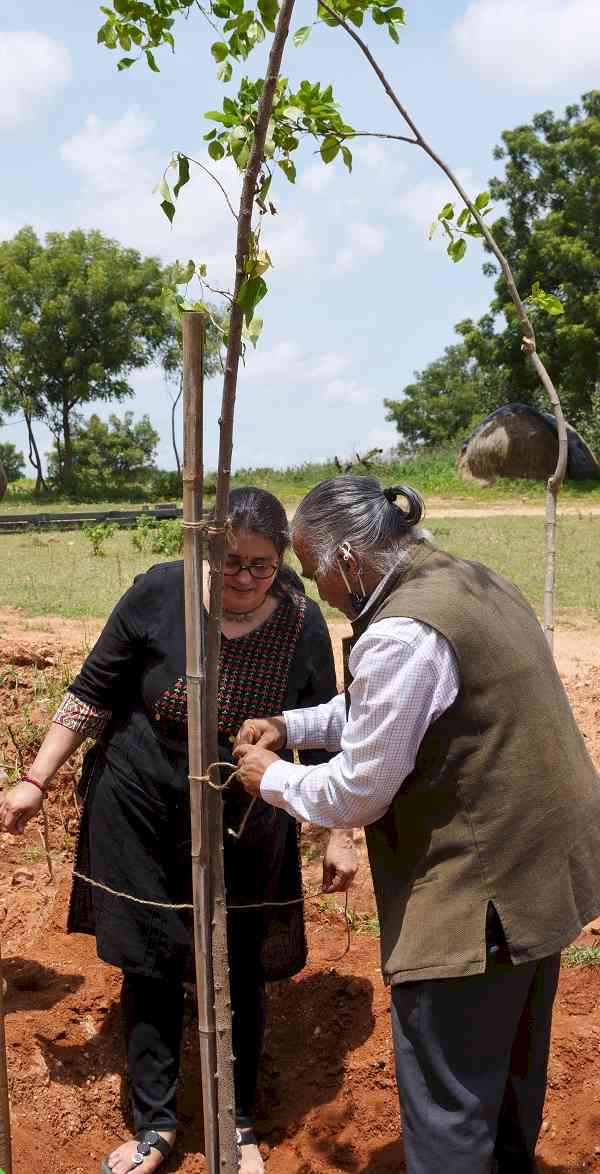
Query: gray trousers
391 945 561 1174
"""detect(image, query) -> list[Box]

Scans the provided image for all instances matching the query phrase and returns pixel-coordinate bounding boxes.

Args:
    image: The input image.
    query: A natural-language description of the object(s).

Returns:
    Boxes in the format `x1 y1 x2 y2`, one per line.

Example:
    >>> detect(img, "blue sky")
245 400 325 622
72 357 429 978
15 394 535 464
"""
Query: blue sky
1 1 599 472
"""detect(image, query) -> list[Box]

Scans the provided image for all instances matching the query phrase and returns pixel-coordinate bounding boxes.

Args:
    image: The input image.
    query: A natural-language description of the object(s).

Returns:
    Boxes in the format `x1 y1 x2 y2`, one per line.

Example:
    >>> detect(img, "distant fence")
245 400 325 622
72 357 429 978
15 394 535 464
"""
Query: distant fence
0 504 183 535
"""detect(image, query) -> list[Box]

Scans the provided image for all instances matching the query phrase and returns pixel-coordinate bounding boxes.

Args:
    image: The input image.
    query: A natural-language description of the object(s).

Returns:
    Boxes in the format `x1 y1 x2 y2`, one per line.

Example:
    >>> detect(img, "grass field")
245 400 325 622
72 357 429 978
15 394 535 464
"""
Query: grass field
2 514 600 623
3 448 600 513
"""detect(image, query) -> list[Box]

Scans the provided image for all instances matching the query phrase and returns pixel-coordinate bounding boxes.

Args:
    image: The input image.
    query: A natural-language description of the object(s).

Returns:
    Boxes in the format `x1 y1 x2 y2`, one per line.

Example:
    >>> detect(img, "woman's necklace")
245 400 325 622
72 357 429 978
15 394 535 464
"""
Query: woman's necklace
222 599 266 623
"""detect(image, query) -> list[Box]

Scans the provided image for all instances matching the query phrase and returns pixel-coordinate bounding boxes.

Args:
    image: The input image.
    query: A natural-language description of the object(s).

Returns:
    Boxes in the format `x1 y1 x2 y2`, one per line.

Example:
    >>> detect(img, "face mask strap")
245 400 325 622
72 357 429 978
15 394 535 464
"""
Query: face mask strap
338 550 369 614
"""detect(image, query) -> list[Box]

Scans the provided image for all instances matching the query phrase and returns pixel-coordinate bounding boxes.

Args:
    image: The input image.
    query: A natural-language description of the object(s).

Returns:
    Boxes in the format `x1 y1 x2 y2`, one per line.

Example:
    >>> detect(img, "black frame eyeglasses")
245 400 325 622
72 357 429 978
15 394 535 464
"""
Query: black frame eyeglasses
222 556 279 580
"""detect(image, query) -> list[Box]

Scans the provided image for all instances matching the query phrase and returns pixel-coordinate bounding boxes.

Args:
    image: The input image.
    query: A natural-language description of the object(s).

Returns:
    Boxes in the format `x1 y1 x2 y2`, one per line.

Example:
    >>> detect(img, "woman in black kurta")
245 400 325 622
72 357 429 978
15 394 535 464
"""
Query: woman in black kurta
0 487 356 1174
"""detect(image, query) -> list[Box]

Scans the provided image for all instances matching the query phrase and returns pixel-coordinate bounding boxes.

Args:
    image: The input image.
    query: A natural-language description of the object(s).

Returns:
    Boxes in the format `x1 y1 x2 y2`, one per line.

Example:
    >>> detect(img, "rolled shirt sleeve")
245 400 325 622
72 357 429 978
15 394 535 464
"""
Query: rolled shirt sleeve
261 617 460 829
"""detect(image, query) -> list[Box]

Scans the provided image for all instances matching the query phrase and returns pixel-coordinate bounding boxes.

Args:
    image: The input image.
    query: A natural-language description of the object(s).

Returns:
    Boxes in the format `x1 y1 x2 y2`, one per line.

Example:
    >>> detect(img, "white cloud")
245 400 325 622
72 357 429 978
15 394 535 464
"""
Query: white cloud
324 378 375 406
393 169 486 236
451 0 600 91
0 30 71 130
60 108 241 284
299 161 337 194
333 221 386 274
242 340 349 384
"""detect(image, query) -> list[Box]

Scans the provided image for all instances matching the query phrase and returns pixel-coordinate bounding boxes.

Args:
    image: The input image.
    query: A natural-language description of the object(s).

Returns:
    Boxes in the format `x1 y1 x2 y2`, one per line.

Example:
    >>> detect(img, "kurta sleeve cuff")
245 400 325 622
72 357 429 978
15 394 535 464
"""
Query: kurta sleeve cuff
52 690 112 737
260 759 298 812
283 708 309 749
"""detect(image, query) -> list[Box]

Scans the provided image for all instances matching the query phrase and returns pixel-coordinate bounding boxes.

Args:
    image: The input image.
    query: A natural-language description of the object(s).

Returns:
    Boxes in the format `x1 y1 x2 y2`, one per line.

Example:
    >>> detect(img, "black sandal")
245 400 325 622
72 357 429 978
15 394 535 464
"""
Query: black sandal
100 1130 173 1172
236 1126 258 1149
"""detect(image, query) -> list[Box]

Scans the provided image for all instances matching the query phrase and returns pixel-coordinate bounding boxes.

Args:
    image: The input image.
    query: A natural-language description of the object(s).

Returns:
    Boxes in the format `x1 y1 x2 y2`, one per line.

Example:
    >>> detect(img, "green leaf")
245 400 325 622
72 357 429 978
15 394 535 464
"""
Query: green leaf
457 207 470 228
173 154 190 198
244 315 263 348
528 281 565 316
278 158 296 183
155 176 173 205
447 238 467 263
474 190 490 210
211 41 229 62
145 48 159 72
161 200 176 225
439 202 454 221
341 144 353 172
117 56 136 70
237 275 268 325
427 219 438 241
208 139 225 161
248 20 265 42
293 25 311 46
320 135 340 164
388 22 400 42
217 61 233 82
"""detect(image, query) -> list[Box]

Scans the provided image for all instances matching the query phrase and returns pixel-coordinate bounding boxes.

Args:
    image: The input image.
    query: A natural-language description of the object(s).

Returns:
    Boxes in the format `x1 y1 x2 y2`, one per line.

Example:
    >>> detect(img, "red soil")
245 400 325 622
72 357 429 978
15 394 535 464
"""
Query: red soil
1 615 600 1173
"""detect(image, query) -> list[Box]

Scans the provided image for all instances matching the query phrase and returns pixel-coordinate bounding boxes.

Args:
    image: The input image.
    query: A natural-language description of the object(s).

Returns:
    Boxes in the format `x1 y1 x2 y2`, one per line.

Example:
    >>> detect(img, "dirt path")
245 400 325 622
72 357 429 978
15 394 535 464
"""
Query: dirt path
1 613 600 1172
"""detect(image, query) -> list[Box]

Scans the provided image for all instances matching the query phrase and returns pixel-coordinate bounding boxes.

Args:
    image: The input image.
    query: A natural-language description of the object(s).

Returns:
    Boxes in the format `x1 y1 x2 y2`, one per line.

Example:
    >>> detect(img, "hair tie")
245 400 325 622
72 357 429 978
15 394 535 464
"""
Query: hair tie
382 484 425 527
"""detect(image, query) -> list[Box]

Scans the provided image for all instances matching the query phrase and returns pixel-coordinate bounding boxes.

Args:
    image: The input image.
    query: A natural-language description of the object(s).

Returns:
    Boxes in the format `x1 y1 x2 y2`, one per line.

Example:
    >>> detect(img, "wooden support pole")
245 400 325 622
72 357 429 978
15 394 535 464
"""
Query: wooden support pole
0 937 12 1174
182 311 220 1174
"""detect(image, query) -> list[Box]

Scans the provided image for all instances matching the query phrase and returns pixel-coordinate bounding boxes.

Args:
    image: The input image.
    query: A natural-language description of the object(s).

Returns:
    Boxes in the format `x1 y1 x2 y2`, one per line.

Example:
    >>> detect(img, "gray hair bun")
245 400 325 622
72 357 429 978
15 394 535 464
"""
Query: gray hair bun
382 484 424 527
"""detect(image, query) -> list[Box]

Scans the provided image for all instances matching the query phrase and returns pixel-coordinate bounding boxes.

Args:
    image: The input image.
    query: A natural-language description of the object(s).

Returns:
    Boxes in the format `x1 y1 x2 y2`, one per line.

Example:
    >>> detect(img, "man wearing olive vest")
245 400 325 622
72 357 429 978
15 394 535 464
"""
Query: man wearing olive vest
235 477 600 1174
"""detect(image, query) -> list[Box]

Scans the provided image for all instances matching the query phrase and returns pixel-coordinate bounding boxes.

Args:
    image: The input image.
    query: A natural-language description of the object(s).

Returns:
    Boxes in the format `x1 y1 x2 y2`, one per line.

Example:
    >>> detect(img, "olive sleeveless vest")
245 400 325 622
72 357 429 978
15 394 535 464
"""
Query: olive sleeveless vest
348 545 600 984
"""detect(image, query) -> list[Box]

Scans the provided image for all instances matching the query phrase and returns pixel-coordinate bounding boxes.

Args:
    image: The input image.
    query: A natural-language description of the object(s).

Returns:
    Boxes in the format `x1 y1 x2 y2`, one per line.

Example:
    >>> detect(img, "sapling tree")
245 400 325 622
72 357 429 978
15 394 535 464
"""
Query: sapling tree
97 0 568 644
96 4 570 1169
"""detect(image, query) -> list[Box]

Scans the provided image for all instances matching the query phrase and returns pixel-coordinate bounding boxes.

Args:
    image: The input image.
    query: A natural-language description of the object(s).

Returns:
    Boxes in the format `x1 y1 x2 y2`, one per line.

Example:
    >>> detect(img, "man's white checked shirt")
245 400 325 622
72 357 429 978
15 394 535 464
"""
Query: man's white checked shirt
261 613 460 829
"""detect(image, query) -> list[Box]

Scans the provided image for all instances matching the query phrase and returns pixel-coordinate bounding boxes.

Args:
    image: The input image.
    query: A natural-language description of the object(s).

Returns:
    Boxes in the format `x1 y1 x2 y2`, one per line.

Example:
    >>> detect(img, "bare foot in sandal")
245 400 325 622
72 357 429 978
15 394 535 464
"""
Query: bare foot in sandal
237 1127 264 1174
102 1129 175 1174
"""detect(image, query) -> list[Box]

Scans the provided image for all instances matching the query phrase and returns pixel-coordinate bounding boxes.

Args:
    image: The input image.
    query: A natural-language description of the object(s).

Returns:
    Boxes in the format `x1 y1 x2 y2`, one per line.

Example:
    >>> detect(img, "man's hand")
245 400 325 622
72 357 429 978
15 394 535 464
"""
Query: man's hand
322 829 359 894
233 716 287 754
235 746 281 798
0 781 44 835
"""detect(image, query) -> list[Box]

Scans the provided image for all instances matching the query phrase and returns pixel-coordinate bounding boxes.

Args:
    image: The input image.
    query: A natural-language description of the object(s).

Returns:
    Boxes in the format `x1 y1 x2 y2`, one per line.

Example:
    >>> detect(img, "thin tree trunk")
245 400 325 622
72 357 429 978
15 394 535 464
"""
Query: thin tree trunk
0 463 7 503
318 0 568 650
24 411 46 495
0 937 12 1174
204 3 297 1168
171 375 183 483
181 312 222 1174
62 398 73 490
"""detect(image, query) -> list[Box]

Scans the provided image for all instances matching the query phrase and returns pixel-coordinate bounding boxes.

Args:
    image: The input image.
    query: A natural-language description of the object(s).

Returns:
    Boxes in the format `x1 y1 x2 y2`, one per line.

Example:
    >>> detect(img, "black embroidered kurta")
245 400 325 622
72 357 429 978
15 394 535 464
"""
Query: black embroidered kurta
67 560 337 981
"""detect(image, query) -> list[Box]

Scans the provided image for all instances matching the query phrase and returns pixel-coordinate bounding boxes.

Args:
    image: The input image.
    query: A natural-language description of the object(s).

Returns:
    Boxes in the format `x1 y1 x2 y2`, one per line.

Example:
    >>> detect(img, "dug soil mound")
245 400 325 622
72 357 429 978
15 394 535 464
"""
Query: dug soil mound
1 618 600 1173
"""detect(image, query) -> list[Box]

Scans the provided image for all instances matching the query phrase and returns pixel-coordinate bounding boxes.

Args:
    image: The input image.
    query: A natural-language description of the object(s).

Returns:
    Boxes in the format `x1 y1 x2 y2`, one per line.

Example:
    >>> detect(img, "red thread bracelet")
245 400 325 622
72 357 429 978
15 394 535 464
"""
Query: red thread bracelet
21 774 46 796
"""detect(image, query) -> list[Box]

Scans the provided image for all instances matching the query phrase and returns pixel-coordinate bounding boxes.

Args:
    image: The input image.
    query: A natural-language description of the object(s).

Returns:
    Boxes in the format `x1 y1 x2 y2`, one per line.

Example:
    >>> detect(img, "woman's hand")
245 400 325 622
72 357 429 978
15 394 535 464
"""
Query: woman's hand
0 781 44 835
233 716 287 754
322 830 359 894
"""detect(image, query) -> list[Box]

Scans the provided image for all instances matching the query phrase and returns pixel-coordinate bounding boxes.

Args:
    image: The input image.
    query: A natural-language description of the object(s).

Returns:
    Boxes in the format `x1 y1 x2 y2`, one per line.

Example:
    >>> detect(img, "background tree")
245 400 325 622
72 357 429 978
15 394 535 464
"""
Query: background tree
0 227 172 492
384 341 509 448
385 91 599 450
47 412 159 494
0 443 25 482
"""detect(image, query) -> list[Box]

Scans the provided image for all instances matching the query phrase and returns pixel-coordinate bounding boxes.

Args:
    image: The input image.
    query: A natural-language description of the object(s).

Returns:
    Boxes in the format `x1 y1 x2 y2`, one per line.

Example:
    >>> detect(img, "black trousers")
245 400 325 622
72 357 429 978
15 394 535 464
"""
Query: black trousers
391 937 561 1174
121 911 266 1134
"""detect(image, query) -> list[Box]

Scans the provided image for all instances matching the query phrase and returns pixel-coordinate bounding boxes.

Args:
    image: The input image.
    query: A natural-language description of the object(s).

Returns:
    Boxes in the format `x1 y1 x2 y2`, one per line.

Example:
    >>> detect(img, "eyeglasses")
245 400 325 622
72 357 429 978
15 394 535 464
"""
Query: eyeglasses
223 556 279 580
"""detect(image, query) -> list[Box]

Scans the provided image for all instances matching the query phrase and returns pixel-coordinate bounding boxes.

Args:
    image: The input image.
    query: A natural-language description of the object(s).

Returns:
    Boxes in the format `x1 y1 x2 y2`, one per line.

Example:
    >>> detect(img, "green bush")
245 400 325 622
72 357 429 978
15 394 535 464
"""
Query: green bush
131 516 183 557
82 521 117 557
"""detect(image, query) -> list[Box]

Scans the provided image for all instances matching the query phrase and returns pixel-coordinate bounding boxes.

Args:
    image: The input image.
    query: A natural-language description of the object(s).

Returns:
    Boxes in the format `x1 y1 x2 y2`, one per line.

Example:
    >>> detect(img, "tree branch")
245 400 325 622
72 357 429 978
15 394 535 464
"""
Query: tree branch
319 0 568 647
184 155 239 220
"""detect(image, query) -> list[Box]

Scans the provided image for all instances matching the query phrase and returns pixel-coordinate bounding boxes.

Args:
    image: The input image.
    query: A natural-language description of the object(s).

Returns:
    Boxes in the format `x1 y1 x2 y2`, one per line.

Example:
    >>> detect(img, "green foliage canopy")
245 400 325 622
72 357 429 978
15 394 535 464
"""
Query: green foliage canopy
0 227 172 488
386 92 600 448
0 442 25 481
47 411 160 492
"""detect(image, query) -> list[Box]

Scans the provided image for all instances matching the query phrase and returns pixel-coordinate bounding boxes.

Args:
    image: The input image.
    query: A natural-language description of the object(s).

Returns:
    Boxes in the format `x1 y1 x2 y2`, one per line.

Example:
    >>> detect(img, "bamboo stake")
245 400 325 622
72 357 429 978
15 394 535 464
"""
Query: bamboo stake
203 6 297 1170
0 937 12 1174
182 311 220 1174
